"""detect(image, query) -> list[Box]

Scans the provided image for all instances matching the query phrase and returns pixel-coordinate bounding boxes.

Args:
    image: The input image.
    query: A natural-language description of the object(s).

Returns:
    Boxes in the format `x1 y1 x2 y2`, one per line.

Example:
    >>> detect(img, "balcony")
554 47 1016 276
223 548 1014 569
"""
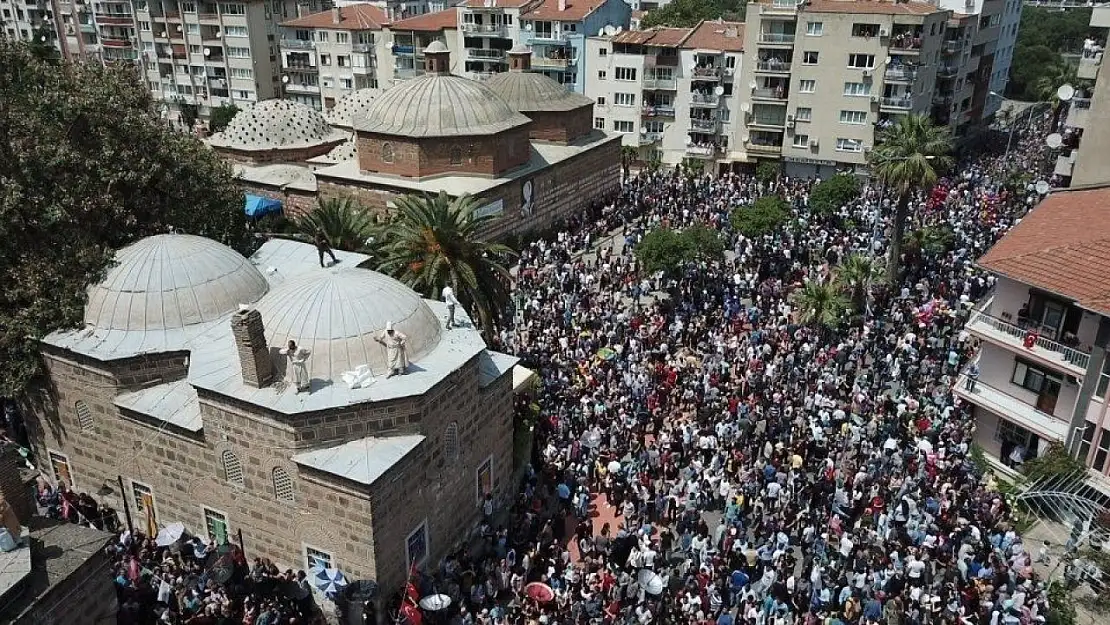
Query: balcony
639 132 662 145
966 307 1090 377
528 31 569 43
885 66 918 82
685 144 719 158
763 0 802 13
690 118 719 132
646 54 679 67
755 60 791 74
1055 150 1076 177
468 48 505 61
880 96 913 111
208 77 227 88
953 374 1070 443
96 14 133 25
351 43 374 53
746 140 782 155
936 64 958 78
1079 48 1102 80
197 12 219 21
643 77 677 90
461 23 507 37
691 66 720 81
943 39 963 54
642 104 675 117
747 115 786 128
283 39 315 50
101 37 132 48
285 62 317 71
752 87 788 102
1067 98 1091 129
888 36 921 55
690 93 720 107
532 57 570 69
285 83 321 94
757 32 795 46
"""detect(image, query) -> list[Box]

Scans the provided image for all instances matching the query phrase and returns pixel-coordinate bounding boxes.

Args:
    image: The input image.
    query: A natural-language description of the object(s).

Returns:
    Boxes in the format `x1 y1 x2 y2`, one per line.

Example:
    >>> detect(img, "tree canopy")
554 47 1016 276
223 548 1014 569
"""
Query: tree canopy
634 224 724 276
640 0 746 29
1007 7 1093 100
0 41 250 395
730 196 789 238
809 173 862 215
208 103 240 134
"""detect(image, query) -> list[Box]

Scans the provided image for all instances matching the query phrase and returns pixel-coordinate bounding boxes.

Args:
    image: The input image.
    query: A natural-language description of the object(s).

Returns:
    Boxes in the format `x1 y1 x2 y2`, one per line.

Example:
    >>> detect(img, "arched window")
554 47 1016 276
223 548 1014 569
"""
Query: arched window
75 400 93 431
449 147 463 165
381 142 394 163
222 450 244 486
444 422 460 462
273 467 295 504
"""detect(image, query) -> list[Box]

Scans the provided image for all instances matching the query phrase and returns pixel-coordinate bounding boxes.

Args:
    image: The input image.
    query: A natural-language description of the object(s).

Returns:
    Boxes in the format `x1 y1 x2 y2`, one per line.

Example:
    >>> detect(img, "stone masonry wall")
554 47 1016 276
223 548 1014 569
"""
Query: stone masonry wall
526 106 594 144
239 182 317 222
354 127 532 179
13 543 117 625
214 142 343 165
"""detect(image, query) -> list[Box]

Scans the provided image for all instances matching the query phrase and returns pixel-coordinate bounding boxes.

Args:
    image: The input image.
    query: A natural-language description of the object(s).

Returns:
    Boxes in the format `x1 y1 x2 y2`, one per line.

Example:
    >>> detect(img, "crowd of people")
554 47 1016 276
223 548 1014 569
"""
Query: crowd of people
424 112 1063 625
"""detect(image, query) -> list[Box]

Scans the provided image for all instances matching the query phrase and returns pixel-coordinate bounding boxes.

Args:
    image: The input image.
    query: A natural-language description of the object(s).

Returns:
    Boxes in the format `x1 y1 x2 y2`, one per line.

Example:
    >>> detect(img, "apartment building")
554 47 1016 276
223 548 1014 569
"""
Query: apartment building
333 0 449 21
1 0 55 47
737 0 951 178
1064 6 1110 187
955 185 1110 478
385 7 461 83
584 22 747 171
519 0 630 91
936 0 1018 120
279 5 387 110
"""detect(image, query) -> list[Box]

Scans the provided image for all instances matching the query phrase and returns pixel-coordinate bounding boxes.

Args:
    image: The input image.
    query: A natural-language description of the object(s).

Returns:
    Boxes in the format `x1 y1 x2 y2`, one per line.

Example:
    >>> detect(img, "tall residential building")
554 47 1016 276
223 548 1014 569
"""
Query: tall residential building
1 0 55 47
584 21 747 172
956 185 1110 479
385 7 461 83
519 0 631 92
332 0 450 21
936 0 1020 120
1064 6 1110 187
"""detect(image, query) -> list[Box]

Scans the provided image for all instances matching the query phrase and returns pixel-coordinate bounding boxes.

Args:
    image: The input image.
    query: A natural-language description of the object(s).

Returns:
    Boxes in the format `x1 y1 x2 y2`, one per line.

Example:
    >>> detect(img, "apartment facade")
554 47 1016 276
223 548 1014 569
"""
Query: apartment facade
385 7 461 83
279 5 386 110
1065 6 1110 187
955 185 1110 477
937 0 1019 120
519 0 630 92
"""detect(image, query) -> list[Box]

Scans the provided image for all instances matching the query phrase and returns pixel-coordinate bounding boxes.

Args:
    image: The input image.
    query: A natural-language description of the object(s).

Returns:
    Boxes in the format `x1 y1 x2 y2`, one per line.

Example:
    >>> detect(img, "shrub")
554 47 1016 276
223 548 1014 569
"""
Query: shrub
809 173 862 215
731 196 789 238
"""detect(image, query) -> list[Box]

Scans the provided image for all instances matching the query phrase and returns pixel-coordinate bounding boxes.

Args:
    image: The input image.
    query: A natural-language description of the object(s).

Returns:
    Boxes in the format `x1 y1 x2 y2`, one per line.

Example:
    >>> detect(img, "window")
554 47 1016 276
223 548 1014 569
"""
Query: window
1095 429 1110 471
847 53 875 69
613 120 634 133
381 142 394 162
319 53 331 65
406 521 429 568
75 400 93 430
305 545 334 571
599 48 607 56
273 467 295 503
230 67 252 79
203 507 229 544
224 25 247 37
189 45 202 54
1079 425 1096 463
131 481 156 522
725 55 737 69
340 78 352 89
227 46 250 58
316 31 330 43
994 419 1031 445
219 3 245 15
802 51 818 64
594 117 605 129
806 21 823 36
597 70 606 80
222 449 244 486
444 422 460 461
836 138 864 152
798 79 815 93
615 67 637 81
843 82 871 96
336 32 349 44
182 1 196 11
792 134 810 148
337 55 348 67
614 92 635 106
49 451 73 488
839 110 868 124
596 96 606 105
186 23 199 34
144 43 155 52
476 455 493 504
795 107 812 122
233 90 254 101
851 23 880 38
140 20 150 31
1011 360 1058 394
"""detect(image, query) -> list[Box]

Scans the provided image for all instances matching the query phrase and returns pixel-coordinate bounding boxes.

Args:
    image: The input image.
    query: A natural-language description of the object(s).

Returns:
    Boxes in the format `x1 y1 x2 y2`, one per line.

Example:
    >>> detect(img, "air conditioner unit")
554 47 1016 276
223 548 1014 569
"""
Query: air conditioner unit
870 95 879 104
879 28 889 38
787 114 794 121
862 69 872 78
786 119 795 128
809 139 819 148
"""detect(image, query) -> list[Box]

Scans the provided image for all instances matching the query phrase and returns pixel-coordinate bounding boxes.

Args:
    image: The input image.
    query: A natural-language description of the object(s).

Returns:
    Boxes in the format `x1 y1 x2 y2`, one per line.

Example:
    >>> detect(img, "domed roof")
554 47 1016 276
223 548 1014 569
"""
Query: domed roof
355 74 531 138
484 70 595 113
85 234 269 332
325 88 384 129
255 268 442 378
208 99 347 151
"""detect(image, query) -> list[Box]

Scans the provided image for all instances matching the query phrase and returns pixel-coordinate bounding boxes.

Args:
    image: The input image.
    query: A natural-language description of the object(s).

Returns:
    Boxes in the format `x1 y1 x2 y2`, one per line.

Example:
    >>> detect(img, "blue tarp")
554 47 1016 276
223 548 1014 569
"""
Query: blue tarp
244 194 283 218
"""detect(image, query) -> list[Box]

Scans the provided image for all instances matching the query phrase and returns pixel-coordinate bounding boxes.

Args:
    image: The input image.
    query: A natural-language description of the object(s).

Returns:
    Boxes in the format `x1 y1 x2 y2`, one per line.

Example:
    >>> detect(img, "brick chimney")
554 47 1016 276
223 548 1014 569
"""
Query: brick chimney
0 443 32 532
231 309 274 388
508 44 532 71
331 6 341 24
557 0 567 10
424 40 452 74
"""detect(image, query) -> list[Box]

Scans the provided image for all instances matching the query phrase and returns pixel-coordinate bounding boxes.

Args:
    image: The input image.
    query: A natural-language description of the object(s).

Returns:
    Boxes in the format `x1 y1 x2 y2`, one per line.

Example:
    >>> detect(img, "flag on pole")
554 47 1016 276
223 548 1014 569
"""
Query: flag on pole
142 494 157 538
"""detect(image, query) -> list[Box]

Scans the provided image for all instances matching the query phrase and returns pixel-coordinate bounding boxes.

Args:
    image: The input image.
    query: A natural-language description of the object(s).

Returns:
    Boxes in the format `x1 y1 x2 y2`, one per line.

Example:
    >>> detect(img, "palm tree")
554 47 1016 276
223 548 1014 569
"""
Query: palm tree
869 114 953 285
1034 60 1079 103
297 196 380 254
904 224 954 266
791 278 850 330
374 192 516 337
834 254 878 314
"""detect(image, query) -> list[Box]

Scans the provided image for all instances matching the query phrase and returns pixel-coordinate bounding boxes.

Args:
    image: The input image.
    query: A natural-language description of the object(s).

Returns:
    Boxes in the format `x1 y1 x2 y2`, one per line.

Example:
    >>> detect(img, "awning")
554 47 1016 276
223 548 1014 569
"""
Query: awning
244 194 283 218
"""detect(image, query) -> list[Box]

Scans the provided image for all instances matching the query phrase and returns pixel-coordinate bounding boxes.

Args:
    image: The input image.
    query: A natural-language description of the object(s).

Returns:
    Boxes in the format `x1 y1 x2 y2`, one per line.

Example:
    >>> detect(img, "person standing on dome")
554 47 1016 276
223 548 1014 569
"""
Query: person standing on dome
375 322 409 377
314 229 338 268
442 286 461 329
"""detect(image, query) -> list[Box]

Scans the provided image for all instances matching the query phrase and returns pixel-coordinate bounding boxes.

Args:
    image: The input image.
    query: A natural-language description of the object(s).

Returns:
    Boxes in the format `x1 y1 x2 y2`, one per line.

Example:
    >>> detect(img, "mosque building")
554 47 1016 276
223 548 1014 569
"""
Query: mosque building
26 233 519 594
213 42 621 241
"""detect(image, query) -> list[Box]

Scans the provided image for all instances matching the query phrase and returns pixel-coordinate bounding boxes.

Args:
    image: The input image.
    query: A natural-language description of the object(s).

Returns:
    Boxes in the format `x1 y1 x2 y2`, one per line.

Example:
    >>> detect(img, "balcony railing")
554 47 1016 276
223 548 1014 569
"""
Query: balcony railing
691 66 720 80
885 67 917 82
1073 97 1092 110
351 43 373 53
967 308 1091 372
755 60 791 73
643 77 677 89
746 141 782 154
285 83 321 93
532 57 570 68
197 12 219 20
461 23 507 36
880 96 912 110
285 62 316 71
888 36 922 53
101 37 132 47
758 32 795 45
936 64 958 78
943 39 963 54
468 48 505 60
752 87 787 101
283 39 315 50
96 14 133 25
642 105 675 117
639 132 662 145
748 115 786 127
685 145 719 157
690 118 719 132
690 93 720 107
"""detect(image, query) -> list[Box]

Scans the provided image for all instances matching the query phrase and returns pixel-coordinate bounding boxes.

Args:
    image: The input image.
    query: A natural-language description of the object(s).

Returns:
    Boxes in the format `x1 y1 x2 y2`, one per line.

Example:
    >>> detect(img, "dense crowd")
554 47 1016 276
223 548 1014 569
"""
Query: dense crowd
426 113 1061 625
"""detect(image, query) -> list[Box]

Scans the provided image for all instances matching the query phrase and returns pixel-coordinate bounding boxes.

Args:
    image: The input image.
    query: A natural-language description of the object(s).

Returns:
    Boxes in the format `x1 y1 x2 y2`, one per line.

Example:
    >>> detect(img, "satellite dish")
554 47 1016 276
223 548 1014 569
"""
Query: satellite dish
1046 133 1063 148
160 31 167 37
640 127 647 134
524 22 532 30
686 135 694 145
740 102 750 112
281 75 290 84
1057 84 1075 101
615 26 622 33
203 47 211 56
742 134 750 142
714 85 725 96
1035 180 1051 195
598 28 605 36
176 25 183 32
215 30 222 38
604 25 615 36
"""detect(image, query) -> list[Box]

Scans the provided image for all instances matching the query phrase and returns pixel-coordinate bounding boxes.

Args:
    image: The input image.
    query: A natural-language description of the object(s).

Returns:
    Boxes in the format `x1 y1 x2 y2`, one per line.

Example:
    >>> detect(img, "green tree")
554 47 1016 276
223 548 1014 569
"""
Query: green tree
297 196 380 254
1008 7 1093 100
635 227 687 275
1035 60 1081 102
809 173 862 215
731 195 789 238
374 192 515 337
869 114 953 284
834 253 878 314
1046 580 1078 625
904 224 954 266
178 101 200 130
208 103 240 134
679 223 725 265
791 278 849 330
640 0 746 28
755 161 780 185
0 40 249 395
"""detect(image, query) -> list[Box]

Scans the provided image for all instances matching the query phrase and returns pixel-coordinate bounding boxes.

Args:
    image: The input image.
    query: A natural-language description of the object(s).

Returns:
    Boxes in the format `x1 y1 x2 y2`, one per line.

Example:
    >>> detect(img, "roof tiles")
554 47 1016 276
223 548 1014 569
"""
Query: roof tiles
612 27 692 47
804 0 942 15
684 20 745 52
388 7 460 31
523 0 603 20
281 4 388 29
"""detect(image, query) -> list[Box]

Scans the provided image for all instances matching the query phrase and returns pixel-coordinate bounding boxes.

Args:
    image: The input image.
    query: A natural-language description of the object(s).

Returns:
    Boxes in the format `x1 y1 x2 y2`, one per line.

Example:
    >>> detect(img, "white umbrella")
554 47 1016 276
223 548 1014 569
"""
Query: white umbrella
419 594 452 611
607 460 622 474
637 569 664 595
917 439 934 453
155 522 186 547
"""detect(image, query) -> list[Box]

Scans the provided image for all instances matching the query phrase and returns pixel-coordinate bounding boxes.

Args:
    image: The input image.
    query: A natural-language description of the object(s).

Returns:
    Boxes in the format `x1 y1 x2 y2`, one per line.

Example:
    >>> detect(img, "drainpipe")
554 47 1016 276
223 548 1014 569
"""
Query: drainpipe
1066 316 1110 458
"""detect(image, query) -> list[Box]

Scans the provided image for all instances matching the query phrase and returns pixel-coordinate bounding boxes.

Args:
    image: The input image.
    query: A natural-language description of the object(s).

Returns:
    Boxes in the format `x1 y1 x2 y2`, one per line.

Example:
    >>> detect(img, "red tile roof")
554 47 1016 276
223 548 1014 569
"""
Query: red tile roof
612 27 692 47
683 20 745 52
804 0 943 15
464 0 536 8
388 7 459 31
281 4 388 29
978 184 1110 316
523 0 603 21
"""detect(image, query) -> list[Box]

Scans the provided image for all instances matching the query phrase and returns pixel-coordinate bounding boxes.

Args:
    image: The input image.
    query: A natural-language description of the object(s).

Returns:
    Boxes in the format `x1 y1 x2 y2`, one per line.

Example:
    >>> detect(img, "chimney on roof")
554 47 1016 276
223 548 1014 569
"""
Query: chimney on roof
232 308 275 389
424 40 452 74
331 6 341 24
508 44 532 70
0 443 32 535
297 2 308 17
558 0 567 11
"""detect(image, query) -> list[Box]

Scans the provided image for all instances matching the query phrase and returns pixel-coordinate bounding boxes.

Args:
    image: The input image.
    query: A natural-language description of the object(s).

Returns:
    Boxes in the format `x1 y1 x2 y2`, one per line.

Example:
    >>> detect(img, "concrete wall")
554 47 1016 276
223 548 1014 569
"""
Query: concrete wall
13 542 117 625
976 342 1080 423
1072 53 1110 186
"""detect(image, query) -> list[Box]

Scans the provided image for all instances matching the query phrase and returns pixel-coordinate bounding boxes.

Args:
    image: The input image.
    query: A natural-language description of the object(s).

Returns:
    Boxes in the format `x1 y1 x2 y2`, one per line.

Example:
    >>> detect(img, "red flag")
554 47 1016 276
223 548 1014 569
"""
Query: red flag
400 602 422 625
405 562 420 604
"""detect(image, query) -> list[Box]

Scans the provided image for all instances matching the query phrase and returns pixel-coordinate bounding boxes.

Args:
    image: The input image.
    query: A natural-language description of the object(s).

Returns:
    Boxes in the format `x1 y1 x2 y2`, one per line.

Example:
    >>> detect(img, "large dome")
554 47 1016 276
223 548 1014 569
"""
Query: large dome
355 74 531 138
484 69 594 113
255 268 442 378
85 234 269 332
326 88 383 129
208 99 347 150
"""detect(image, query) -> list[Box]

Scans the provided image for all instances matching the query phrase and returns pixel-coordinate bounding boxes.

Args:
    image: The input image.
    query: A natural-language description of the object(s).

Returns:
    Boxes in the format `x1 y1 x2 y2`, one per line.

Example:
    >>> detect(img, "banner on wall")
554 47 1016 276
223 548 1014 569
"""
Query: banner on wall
474 199 504 219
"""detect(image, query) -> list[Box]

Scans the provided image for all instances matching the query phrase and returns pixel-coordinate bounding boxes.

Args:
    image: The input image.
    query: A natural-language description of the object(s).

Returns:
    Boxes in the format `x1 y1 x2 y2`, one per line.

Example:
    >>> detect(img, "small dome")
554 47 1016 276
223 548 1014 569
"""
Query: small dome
85 234 269 332
356 74 531 138
208 99 347 150
325 88 384 130
508 43 531 55
424 40 449 54
484 71 595 113
256 268 442 378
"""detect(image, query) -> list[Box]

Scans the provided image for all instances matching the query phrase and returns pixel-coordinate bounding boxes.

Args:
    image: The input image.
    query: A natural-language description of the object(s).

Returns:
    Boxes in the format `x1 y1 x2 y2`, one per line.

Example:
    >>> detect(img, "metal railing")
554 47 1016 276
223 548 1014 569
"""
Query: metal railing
639 132 662 145
888 38 922 52
748 115 786 127
755 60 792 72
283 39 315 50
641 105 675 117
468 48 505 60
532 57 571 68
943 39 963 54
690 118 719 132
643 77 677 89
752 87 787 100
880 96 913 110
746 141 782 153
936 64 958 78
685 145 718 157
968 309 1091 370
461 23 507 36
758 32 795 44
690 93 720 106
691 67 721 79
885 67 918 81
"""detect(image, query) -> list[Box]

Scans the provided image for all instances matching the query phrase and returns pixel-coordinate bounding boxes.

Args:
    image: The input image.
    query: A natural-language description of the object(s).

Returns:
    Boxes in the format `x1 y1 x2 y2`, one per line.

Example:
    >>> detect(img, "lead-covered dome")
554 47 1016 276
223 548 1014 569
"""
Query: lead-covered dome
85 234 269 331
326 88 384 130
208 99 347 150
484 49 594 113
255 268 442 378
